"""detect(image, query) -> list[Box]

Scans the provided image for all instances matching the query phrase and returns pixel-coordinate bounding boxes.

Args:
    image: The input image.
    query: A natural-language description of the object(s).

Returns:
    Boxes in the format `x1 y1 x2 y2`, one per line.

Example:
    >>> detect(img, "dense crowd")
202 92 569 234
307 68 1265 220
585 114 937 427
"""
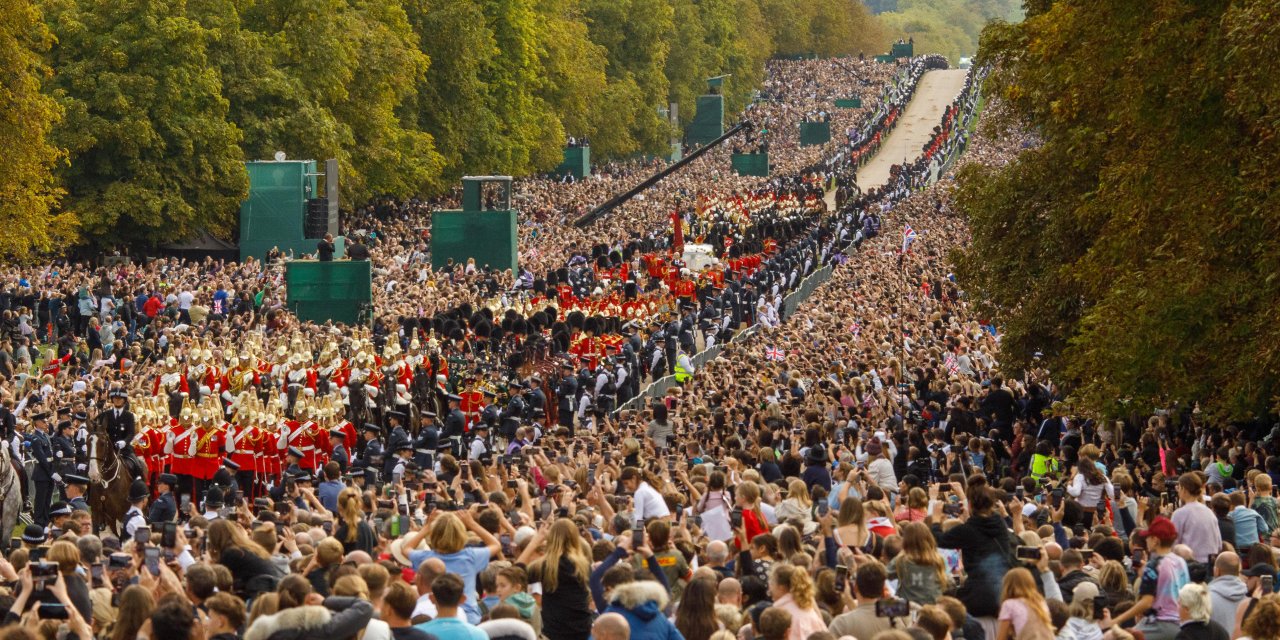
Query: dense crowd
0 49 1274 640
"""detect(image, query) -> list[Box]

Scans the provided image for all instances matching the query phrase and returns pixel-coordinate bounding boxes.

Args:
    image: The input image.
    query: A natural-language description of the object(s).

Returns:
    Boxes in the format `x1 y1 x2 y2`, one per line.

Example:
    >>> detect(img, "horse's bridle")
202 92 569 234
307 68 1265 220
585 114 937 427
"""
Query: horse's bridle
88 434 123 488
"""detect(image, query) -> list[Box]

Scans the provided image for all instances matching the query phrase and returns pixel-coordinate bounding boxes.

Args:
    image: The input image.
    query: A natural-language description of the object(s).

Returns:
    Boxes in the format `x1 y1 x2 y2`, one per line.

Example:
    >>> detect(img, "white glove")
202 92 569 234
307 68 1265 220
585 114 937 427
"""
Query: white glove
55 451 62 459
115 440 125 450
52 473 62 483
76 464 86 472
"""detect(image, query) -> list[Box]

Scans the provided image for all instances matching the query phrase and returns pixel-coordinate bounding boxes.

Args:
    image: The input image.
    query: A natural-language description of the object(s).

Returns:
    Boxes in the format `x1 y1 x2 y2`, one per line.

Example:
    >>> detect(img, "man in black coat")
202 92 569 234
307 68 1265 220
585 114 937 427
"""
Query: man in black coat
347 237 370 260
316 234 336 261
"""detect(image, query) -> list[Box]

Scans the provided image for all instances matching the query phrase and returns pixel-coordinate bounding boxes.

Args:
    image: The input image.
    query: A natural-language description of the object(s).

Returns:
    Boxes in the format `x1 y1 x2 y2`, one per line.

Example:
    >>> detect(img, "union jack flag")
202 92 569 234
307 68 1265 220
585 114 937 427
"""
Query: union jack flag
765 346 787 361
849 322 861 338
901 223 918 254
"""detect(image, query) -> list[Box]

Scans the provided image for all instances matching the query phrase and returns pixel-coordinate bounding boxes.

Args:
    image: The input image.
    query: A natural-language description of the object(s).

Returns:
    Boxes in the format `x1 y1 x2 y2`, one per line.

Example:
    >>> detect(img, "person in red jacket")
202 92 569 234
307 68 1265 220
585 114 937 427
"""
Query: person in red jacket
143 293 165 319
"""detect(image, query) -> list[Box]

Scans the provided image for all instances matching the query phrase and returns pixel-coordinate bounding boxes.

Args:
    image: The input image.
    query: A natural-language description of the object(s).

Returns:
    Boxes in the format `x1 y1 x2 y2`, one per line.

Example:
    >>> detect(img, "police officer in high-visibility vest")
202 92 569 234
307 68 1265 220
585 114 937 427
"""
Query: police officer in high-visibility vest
673 346 695 385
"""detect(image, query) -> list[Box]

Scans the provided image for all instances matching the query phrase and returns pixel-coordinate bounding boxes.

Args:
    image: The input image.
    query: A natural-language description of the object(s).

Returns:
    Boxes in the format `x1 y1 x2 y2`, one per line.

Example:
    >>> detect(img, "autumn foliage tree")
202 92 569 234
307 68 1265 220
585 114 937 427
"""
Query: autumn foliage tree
956 0 1280 419
0 0 76 259
4 0 887 252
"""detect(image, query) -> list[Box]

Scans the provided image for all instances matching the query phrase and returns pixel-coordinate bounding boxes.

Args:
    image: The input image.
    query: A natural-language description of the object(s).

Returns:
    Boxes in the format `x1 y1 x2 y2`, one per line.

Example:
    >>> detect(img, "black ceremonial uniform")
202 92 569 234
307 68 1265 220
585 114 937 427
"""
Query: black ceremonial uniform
29 427 56 527
103 406 138 462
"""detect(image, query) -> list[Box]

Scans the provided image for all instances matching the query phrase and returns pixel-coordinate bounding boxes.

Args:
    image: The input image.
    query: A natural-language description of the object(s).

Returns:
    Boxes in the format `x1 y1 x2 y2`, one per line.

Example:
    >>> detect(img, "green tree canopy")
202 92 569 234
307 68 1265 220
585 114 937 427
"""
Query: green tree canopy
956 0 1280 419
43 0 249 246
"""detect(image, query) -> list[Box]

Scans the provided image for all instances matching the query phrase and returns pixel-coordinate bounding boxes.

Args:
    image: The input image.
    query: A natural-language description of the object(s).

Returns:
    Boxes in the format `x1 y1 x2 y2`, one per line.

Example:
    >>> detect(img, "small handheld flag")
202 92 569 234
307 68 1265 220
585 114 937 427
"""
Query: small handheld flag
901 223 918 254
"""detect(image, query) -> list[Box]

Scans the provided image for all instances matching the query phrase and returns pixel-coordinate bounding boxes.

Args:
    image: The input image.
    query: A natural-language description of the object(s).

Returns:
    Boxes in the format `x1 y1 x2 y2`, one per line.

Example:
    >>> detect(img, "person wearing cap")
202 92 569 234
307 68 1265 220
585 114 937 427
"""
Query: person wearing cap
479 389 501 434
64 474 90 513
71 410 89 471
390 441 413 484
16 519 50 552
329 427 349 471
556 362 577 433
149 473 178 523
27 411 56 527
1104 516 1188 640
525 377 546 418
443 394 466 458
499 385 524 442
46 501 72 534
203 486 225 521
104 388 137 461
384 410 410 480
52 420 77 495
414 412 439 469
124 478 150 539
359 423 384 471
468 423 490 460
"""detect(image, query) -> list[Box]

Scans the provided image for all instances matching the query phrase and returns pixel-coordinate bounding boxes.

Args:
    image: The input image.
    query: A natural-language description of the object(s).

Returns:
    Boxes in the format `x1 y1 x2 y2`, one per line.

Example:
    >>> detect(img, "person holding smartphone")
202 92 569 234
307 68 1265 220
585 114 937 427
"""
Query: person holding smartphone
6 567 93 639
1102 517 1188 640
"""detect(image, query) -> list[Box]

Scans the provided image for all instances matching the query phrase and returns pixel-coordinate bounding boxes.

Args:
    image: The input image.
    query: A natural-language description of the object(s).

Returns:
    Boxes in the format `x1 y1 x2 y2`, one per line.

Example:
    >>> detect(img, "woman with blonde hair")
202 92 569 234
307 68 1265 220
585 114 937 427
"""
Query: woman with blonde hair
775 479 814 527
524 519 593 640
47 540 91 621
207 518 283 598
996 568 1053 640
894 487 930 523
892 521 951 605
399 509 504 623
769 564 827 640
1095 561 1129 607
621 437 642 467
334 487 376 554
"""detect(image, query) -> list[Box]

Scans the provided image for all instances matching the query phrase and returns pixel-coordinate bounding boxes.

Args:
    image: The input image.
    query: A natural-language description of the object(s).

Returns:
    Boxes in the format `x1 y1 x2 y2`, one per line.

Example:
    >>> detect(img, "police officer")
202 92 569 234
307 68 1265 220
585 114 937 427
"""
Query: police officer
47 502 72 535
124 478 149 539
443 394 465 458
202 486 224 521
104 388 136 462
413 412 438 469
384 410 410 479
359 423 384 471
525 376 546 418
27 412 57 527
71 411 89 473
329 428 349 471
390 442 413 483
52 421 76 498
468 423 490 460
557 363 577 433
149 473 178 523
64 474 90 513
500 384 525 441
480 390 500 432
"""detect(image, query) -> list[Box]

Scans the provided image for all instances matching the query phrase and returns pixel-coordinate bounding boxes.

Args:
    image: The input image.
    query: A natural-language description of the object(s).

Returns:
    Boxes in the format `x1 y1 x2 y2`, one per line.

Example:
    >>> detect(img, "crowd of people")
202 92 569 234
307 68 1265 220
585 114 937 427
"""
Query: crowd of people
0 48 1275 640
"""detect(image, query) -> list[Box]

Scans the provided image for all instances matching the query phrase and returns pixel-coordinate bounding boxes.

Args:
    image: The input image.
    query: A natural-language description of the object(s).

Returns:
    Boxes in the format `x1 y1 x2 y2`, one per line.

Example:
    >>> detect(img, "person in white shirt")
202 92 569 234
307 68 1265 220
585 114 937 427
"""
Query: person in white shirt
621 467 671 521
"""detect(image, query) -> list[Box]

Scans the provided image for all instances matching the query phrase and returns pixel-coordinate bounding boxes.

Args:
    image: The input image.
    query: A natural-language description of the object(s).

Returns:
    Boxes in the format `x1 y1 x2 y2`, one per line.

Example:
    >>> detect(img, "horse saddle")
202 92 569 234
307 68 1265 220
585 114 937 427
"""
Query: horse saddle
123 454 147 481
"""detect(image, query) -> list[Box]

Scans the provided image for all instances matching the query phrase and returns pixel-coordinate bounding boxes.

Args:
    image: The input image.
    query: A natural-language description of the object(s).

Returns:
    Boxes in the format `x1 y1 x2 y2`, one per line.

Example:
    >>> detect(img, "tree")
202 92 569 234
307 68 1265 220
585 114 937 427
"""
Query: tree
236 0 440 204
0 0 75 259
957 0 1280 419
42 0 247 246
